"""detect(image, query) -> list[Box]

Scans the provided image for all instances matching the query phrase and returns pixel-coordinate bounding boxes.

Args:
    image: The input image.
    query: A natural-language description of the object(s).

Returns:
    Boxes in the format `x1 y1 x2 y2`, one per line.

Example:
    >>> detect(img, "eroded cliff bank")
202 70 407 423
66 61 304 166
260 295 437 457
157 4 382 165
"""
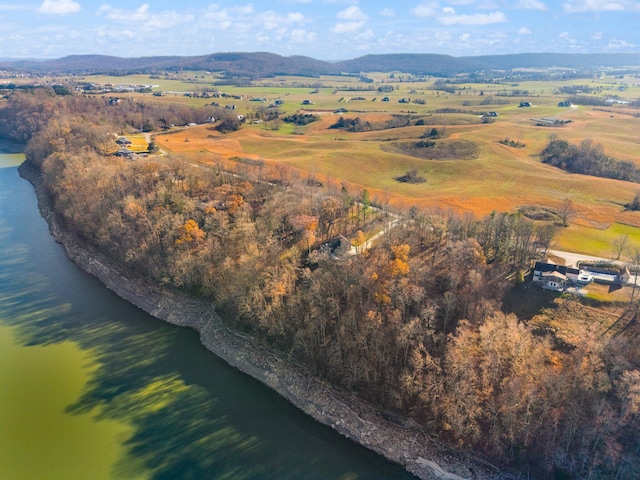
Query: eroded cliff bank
19 160 522 480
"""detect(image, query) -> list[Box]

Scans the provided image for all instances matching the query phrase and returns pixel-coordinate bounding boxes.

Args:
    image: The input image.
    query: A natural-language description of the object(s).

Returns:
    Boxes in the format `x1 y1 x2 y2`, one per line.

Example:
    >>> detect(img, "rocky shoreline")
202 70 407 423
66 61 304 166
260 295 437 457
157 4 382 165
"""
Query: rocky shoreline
19 160 523 480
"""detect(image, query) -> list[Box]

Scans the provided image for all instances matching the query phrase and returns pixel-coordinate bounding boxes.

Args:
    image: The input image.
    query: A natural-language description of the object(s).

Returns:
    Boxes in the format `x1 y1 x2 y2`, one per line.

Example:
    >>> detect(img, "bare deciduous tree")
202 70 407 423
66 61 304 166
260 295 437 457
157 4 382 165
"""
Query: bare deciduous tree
559 197 576 227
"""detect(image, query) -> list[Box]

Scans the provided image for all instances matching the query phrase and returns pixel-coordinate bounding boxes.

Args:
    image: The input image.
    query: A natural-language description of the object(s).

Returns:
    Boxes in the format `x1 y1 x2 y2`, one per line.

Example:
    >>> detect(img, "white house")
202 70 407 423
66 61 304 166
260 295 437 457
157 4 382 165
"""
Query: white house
532 261 594 291
541 271 567 291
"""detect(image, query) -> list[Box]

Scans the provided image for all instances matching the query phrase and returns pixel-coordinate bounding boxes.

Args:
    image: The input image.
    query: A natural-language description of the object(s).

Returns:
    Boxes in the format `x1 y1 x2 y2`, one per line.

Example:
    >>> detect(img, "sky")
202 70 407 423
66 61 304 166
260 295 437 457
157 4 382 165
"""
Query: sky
0 0 638 60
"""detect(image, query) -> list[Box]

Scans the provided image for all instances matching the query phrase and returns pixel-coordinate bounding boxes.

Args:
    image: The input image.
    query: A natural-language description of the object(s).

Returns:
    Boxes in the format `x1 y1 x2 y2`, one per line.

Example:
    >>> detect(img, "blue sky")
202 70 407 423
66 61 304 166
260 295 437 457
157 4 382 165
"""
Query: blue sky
0 0 638 60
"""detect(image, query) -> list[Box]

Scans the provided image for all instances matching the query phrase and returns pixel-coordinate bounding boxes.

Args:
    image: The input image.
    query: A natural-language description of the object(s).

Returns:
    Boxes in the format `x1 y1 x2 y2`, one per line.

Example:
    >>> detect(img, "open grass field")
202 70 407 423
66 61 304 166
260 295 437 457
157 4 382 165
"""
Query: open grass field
88 71 640 259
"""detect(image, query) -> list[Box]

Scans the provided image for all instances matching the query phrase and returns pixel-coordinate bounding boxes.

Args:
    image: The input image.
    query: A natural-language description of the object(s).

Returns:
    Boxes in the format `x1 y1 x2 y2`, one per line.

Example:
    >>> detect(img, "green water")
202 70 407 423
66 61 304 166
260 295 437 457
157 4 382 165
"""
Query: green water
0 325 136 479
0 153 135 479
0 154 417 480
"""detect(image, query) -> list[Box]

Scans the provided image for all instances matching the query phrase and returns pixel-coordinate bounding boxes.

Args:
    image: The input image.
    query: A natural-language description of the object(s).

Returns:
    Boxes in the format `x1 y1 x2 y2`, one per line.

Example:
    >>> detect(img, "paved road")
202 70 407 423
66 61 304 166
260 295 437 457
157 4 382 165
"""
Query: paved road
547 249 617 267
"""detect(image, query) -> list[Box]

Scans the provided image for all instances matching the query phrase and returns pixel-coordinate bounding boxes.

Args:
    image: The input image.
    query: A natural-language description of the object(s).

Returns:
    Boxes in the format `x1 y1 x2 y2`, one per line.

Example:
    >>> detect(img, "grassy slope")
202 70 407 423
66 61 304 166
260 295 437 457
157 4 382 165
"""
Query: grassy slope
124 71 640 258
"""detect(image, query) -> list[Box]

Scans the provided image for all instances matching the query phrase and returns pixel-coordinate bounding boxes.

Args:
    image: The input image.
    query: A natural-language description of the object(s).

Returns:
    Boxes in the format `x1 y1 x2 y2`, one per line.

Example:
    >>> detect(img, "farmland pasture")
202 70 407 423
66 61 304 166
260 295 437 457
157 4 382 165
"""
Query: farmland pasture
83 71 640 258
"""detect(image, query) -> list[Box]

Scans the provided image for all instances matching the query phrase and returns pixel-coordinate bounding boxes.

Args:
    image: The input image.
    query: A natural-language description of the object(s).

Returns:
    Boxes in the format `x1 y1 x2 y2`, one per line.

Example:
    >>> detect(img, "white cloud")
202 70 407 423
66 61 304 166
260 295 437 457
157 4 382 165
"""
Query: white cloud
433 30 453 42
518 26 532 34
337 6 368 21
460 32 470 41
443 0 547 9
38 0 80 15
202 4 255 18
442 6 456 14
202 5 306 24
356 29 374 40
515 0 547 10
145 11 194 29
494 31 509 38
332 5 368 33
98 4 150 22
180 4 314 54
119 31 136 42
608 38 635 48
558 31 577 45
410 2 440 17
289 28 317 42
331 20 365 33
439 10 507 25
233 4 256 15
97 4 193 30
259 11 305 29
563 0 640 13
379 7 395 17
202 5 232 28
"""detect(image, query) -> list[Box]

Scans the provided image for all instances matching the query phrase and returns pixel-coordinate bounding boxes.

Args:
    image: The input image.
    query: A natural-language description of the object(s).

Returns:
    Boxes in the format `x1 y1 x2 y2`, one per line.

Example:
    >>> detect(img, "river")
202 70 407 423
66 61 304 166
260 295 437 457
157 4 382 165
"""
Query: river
0 152 417 480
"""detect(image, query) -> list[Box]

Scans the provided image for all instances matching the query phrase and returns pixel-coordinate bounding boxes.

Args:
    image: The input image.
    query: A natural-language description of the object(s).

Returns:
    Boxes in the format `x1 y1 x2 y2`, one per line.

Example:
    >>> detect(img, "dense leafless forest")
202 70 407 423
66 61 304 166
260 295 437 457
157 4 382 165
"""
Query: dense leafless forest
3 89 639 479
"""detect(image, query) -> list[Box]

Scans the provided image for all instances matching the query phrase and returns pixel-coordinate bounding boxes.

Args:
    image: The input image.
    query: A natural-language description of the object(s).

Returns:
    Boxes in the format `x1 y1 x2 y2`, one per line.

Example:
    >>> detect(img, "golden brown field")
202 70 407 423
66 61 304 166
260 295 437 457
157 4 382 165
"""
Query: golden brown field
141 72 640 258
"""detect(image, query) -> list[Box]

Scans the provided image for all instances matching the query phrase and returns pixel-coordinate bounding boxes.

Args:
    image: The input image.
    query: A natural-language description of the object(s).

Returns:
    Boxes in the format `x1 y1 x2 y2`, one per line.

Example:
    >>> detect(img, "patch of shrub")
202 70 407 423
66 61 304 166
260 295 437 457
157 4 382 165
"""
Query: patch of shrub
283 113 317 126
396 168 427 184
421 127 446 139
434 107 485 115
479 97 511 105
215 116 242 133
565 95 608 106
329 116 371 132
230 156 264 167
518 205 558 221
306 177 323 187
384 115 411 129
499 138 526 148
384 139 478 161
626 191 640 211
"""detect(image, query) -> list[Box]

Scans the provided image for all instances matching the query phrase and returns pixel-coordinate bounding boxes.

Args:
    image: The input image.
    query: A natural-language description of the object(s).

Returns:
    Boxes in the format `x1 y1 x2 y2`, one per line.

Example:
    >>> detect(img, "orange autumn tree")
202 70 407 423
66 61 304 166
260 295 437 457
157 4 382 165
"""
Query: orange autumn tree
372 244 412 305
290 214 318 252
175 219 206 247
388 244 410 277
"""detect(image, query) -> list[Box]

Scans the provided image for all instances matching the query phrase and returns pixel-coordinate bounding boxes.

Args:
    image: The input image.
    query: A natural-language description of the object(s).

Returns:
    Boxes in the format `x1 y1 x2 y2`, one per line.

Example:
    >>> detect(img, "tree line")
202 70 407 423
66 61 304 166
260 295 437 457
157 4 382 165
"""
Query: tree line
0 87 245 144
5 88 640 479
540 137 640 183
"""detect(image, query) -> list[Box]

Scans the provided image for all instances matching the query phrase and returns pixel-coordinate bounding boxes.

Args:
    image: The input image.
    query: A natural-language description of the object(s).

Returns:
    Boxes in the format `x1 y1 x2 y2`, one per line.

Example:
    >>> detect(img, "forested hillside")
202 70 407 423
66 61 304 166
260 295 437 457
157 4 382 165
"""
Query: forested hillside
3 88 639 479
3 51 640 76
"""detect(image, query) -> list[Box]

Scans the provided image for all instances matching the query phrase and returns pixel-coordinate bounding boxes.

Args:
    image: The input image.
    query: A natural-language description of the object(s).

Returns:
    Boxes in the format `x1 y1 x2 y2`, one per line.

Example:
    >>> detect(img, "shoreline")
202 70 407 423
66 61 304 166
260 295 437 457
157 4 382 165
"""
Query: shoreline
18 160 521 480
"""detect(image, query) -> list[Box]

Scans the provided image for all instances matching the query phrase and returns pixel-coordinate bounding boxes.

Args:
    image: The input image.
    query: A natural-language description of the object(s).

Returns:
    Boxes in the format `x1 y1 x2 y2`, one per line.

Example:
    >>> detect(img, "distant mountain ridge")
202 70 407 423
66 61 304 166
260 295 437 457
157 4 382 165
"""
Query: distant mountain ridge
2 51 640 77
